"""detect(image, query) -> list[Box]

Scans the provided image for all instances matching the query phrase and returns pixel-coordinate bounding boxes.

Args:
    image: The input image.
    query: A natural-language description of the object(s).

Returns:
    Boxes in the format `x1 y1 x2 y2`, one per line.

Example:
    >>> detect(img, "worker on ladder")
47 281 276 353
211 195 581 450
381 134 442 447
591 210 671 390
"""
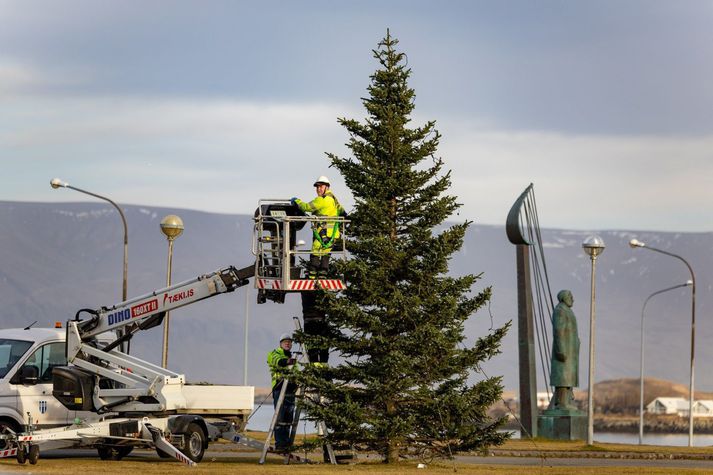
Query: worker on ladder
267 333 298 452
291 176 345 279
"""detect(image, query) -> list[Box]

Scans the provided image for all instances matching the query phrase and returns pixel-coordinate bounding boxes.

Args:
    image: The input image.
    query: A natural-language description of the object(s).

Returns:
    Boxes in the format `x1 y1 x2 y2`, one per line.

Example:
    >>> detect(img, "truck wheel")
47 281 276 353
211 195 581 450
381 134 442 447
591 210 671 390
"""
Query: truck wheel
179 423 206 463
0 419 20 450
28 445 39 465
97 445 111 460
16 446 26 464
112 446 133 460
97 445 133 460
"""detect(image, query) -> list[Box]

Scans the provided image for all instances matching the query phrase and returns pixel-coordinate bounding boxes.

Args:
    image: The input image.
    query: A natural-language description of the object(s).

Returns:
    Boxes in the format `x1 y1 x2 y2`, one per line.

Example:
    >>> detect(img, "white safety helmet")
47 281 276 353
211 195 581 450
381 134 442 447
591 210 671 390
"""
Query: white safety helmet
279 333 293 343
313 176 330 187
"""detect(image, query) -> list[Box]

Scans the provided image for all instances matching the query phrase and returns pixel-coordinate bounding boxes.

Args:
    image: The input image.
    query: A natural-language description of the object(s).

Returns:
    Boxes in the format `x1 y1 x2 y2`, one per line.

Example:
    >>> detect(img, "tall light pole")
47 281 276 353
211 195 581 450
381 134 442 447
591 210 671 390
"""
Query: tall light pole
638 280 693 445
630 238 696 446
51 178 129 350
582 235 605 446
160 215 184 369
243 286 250 386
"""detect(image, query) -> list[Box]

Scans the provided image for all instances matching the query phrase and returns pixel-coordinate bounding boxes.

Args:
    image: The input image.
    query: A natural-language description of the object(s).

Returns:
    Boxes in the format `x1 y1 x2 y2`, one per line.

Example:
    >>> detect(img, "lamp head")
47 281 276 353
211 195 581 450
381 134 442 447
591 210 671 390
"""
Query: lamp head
685 280 693 286
629 238 645 249
160 215 184 240
582 235 606 257
50 178 66 189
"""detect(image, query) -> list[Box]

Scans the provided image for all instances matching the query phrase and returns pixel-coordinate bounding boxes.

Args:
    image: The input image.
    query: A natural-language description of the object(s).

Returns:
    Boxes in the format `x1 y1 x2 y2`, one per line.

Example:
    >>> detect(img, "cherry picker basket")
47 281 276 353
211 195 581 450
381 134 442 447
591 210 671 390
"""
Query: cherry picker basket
253 199 348 303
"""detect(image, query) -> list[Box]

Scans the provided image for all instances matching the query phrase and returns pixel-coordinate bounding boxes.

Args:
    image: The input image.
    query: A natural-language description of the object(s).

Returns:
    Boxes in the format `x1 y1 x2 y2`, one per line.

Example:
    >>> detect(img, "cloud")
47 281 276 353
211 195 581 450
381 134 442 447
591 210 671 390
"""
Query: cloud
0 59 42 96
0 56 93 99
0 96 357 213
438 120 713 231
2 94 711 232
3 1 713 136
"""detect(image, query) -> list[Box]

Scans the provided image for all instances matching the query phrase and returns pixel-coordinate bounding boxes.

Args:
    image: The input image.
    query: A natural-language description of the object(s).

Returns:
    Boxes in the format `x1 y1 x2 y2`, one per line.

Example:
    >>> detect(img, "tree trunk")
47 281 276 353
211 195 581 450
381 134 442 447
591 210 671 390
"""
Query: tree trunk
389 197 397 241
385 400 399 463
386 440 400 463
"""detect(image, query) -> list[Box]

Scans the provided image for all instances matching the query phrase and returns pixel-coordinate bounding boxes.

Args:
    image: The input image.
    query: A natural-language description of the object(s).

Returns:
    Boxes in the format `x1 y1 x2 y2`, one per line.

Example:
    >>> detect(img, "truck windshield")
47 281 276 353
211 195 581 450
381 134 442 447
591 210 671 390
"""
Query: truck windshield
0 339 33 379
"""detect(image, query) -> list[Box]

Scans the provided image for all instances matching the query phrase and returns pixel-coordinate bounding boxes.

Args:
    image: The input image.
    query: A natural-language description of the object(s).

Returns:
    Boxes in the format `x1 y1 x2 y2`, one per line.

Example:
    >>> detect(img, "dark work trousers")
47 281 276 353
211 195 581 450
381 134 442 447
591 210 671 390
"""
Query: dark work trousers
272 381 296 450
304 318 329 363
301 292 329 363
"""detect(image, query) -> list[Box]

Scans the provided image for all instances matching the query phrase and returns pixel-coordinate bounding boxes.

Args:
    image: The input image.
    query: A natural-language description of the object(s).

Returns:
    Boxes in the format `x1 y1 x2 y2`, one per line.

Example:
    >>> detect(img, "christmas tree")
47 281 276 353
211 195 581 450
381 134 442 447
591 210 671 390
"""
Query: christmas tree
297 30 510 463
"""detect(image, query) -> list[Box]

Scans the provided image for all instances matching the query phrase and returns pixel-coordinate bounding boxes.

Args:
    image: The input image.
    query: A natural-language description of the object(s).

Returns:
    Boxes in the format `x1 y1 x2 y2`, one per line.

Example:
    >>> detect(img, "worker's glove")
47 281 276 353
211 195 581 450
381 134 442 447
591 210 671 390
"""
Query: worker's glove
290 197 298 206
287 358 297 366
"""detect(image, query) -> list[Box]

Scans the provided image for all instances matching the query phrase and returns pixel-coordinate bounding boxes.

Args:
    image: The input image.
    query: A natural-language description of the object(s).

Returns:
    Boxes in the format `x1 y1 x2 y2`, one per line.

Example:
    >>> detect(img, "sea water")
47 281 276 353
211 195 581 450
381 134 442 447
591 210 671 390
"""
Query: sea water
248 404 713 447
508 430 713 447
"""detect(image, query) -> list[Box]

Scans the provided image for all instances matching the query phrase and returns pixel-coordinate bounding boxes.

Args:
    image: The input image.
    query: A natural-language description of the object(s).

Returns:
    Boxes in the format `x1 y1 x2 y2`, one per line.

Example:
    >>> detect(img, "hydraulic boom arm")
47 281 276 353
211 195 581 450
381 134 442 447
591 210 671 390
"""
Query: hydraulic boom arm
55 263 255 416
75 264 254 340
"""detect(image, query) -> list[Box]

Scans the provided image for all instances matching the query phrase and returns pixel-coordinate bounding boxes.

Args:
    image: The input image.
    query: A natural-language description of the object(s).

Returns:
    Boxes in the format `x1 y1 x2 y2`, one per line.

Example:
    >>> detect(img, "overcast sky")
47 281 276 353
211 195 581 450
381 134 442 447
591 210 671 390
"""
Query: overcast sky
1 0 712 232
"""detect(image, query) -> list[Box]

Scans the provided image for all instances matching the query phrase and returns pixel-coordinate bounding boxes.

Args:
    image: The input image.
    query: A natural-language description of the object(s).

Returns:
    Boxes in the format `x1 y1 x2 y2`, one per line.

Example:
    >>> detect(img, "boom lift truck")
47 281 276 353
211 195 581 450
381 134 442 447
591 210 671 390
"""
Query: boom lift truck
0 200 347 466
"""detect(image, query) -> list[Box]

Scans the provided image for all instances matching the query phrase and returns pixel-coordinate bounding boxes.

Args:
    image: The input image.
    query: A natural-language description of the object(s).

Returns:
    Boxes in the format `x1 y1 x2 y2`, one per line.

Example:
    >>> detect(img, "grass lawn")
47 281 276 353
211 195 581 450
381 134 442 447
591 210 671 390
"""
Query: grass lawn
1 436 712 474
0 456 711 475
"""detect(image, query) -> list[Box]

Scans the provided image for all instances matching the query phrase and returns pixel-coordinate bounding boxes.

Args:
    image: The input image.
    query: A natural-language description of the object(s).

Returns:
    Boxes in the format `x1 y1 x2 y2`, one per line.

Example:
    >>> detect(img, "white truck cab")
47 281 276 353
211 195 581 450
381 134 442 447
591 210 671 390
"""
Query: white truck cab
0 326 111 439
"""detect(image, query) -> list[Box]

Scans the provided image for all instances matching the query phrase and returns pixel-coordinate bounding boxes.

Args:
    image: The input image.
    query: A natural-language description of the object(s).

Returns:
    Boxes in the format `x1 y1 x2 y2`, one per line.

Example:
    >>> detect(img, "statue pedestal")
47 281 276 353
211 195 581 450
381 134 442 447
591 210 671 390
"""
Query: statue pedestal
537 409 587 440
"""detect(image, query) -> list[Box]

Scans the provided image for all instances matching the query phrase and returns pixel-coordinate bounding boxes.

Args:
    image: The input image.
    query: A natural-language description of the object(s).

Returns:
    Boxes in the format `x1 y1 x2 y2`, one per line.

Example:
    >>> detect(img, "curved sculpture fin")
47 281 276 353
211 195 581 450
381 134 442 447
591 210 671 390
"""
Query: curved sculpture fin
506 183 533 245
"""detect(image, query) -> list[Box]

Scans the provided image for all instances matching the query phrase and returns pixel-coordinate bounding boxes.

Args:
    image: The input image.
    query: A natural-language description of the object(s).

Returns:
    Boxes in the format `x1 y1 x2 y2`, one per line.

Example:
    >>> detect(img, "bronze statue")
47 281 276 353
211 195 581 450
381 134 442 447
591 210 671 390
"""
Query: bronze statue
549 289 580 410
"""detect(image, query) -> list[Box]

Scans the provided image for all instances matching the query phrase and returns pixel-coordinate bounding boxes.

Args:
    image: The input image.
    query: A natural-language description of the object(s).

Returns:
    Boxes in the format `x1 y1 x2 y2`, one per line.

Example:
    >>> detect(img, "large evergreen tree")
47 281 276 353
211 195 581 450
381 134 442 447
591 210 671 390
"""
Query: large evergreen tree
297 31 510 463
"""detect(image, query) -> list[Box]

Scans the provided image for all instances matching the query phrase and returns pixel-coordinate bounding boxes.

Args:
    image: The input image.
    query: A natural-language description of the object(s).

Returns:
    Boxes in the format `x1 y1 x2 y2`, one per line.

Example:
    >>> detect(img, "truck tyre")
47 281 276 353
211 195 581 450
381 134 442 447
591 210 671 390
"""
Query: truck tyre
28 445 39 465
112 446 133 460
97 445 133 460
0 419 20 450
16 446 26 464
97 445 111 460
180 423 206 463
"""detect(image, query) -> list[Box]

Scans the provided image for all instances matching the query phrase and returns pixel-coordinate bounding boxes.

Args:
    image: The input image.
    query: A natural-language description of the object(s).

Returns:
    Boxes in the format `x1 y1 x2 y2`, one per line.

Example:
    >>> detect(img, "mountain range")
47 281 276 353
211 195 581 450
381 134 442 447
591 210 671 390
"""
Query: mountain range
1 201 711 393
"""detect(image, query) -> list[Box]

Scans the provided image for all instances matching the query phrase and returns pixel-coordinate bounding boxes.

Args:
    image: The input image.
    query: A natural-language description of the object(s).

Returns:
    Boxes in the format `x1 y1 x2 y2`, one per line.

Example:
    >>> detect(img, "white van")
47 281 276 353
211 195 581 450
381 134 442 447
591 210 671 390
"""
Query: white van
0 326 111 446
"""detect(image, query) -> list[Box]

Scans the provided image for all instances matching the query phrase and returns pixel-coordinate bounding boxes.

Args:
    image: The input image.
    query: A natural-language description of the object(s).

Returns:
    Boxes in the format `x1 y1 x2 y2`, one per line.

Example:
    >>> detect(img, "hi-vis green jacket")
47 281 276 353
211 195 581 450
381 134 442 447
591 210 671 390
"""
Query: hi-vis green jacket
294 190 345 241
267 347 293 388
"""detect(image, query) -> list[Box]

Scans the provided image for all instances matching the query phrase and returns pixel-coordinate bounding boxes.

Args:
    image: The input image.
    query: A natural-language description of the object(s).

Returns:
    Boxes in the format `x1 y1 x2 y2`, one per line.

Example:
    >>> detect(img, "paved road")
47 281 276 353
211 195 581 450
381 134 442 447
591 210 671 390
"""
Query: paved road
11 447 713 470
458 454 713 470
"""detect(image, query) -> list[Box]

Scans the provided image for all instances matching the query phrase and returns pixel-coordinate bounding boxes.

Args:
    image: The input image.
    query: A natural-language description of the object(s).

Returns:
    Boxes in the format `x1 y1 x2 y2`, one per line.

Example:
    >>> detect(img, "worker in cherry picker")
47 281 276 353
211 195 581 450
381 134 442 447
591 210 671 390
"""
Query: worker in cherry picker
267 333 298 452
291 176 346 279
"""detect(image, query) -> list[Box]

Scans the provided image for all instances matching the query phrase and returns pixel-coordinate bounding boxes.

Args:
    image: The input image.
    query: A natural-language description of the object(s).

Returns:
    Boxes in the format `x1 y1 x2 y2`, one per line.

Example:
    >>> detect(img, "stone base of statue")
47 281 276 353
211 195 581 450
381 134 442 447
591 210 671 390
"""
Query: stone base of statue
537 408 587 441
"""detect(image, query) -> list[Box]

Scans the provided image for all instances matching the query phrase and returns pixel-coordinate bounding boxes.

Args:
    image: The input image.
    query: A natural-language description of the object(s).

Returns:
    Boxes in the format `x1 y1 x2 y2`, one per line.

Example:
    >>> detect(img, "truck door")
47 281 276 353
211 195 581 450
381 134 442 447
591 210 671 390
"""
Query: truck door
12 342 71 428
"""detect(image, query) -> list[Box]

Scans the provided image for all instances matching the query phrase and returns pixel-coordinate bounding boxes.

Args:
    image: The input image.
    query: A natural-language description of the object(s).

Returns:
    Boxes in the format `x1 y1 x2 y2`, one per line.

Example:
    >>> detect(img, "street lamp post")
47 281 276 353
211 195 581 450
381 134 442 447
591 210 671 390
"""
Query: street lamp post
50 178 129 350
243 286 250 386
630 238 697 446
160 215 184 369
50 178 129 301
582 235 605 446
638 281 693 445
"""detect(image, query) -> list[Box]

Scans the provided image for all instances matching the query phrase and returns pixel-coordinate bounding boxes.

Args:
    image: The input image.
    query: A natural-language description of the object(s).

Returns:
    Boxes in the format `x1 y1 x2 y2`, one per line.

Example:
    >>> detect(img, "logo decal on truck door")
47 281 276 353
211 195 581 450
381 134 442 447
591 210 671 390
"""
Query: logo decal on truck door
39 400 47 414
